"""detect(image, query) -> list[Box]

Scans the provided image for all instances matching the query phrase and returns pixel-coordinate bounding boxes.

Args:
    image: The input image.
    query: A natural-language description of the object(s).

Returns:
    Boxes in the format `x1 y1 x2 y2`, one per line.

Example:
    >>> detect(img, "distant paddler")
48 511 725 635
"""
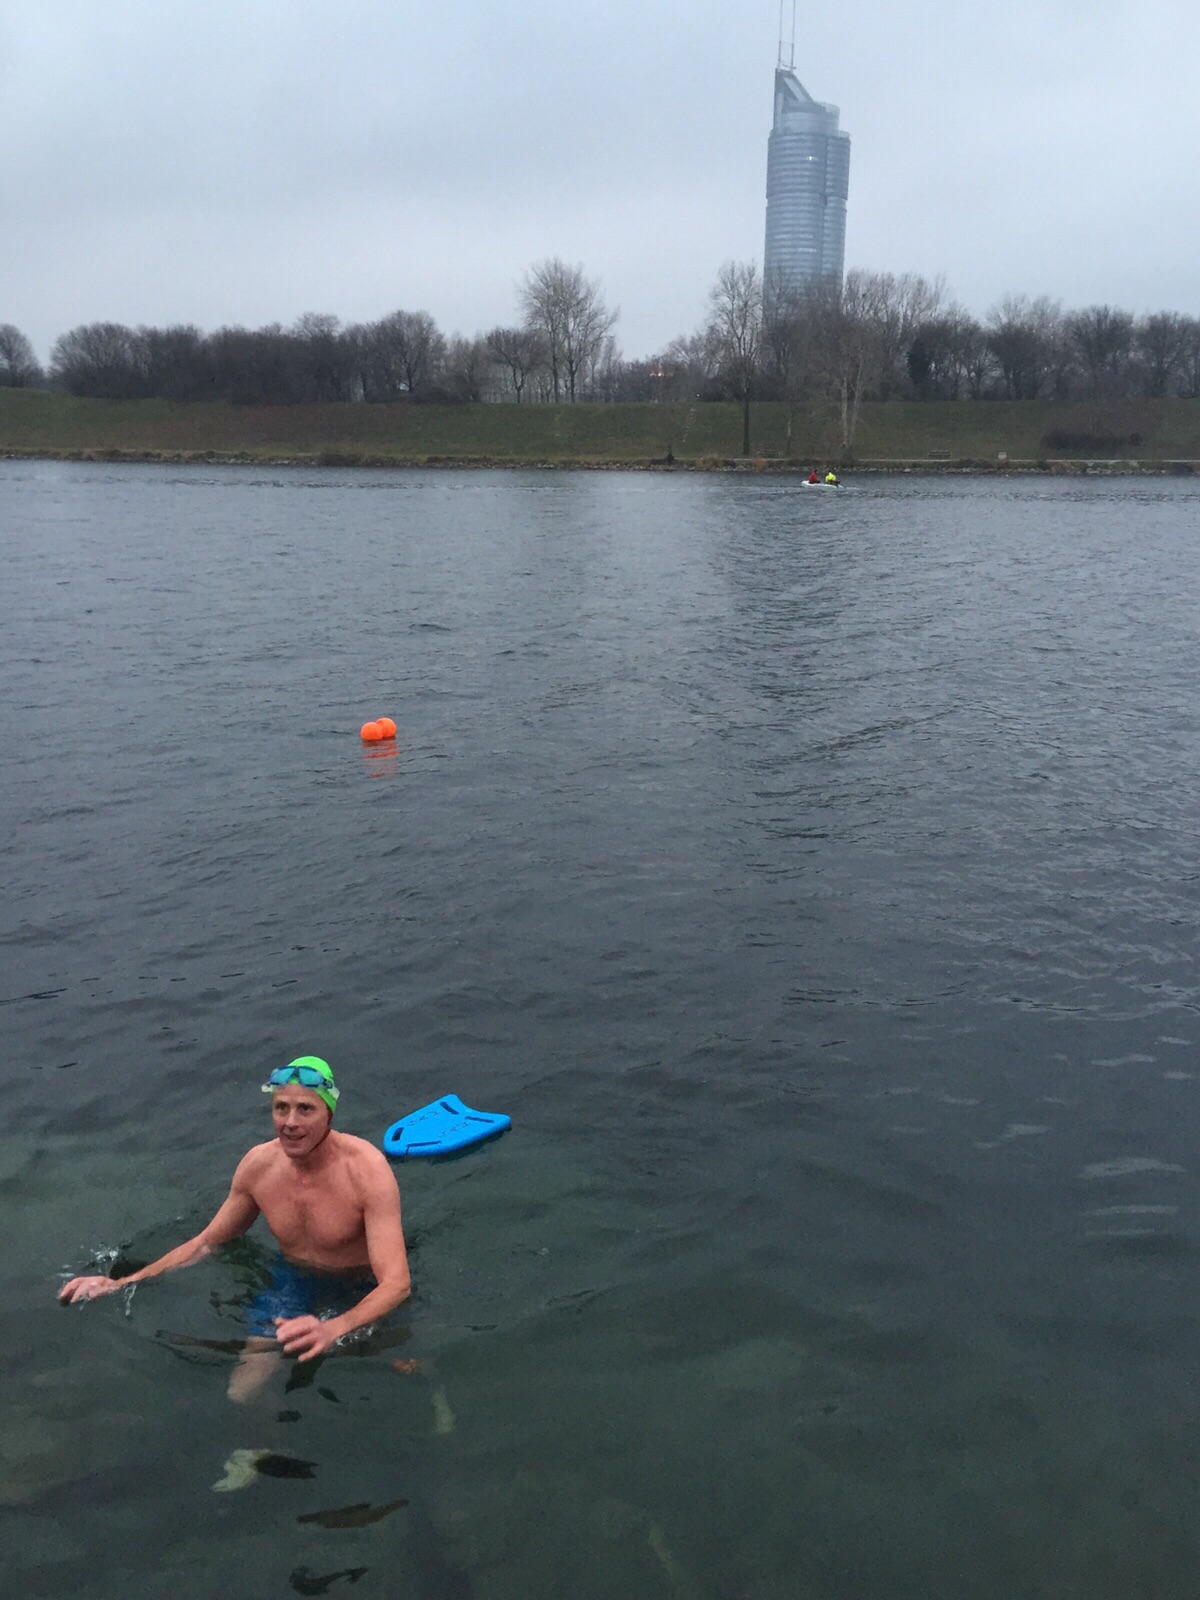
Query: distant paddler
58 1057 411 1401
824 470 840 486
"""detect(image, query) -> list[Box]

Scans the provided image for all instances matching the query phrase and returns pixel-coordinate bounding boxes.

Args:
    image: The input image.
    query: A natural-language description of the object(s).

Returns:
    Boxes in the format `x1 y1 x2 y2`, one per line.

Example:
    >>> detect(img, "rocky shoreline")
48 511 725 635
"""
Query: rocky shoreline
2 447 1196 475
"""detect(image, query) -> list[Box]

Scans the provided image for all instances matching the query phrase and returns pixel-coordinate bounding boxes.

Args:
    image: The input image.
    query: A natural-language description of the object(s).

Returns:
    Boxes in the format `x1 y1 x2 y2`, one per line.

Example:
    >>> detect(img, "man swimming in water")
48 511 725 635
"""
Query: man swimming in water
58 1057 411 1401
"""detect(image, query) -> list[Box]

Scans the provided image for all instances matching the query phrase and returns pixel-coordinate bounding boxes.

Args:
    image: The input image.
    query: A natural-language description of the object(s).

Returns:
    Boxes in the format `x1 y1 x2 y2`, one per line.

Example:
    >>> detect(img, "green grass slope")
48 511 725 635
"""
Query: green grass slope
2 389 1198 466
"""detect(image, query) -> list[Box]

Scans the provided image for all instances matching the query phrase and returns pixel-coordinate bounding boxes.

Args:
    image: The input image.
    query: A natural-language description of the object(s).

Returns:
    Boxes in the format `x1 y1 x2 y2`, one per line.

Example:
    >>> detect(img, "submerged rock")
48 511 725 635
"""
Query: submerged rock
297 1498 407 1529
212 1447 318 1490
255 1452 318 1480
289 1568 368 1596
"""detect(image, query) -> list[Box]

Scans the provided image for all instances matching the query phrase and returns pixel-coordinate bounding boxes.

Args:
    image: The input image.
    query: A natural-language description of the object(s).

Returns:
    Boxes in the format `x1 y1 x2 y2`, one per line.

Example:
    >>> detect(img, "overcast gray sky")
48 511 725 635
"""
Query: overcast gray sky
3 0 1198 363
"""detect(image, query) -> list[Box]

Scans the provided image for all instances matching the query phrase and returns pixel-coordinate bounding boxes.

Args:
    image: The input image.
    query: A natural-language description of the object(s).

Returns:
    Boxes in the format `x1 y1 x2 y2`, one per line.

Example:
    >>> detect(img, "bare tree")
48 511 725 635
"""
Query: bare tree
1136 312 1190 398
959 316 995 400
905 323 940 401
1178 317 1200 401
50 322 144 398
762 271 843 452
207 323 291 404
520 262 564 401
826 271 885 452
444 334 491 402
291 312 358 402
854 272 945 398
361 310 446 400
566 289 618 403
579 334 619 401
519 259 617 402
600 358 659 402
1067 305 1136 399
486 325 546 402
986 294 1063 400
0 324 42 387
762 266 806 397
656 331 722 401
905 306 982 400
136 324 211 401
706 260 764 455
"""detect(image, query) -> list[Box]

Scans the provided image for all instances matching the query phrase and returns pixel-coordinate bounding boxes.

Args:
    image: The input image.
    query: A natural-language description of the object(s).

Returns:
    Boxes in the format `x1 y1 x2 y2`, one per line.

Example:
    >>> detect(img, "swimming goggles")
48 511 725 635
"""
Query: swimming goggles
261 1064 339 1100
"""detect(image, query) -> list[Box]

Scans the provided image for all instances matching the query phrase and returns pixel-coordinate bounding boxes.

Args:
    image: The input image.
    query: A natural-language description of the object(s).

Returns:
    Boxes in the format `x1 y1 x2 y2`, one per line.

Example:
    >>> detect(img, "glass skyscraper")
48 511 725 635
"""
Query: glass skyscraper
764 67 851 291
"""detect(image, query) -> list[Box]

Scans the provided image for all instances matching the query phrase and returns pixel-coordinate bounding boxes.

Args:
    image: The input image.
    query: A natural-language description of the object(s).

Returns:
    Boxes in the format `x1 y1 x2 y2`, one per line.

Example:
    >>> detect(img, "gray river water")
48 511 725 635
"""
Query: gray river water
3 461 1200 1598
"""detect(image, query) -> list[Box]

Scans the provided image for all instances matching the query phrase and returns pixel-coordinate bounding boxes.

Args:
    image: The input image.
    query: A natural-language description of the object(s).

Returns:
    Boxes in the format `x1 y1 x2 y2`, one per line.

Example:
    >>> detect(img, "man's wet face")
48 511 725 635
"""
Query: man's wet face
271 1086 331 1156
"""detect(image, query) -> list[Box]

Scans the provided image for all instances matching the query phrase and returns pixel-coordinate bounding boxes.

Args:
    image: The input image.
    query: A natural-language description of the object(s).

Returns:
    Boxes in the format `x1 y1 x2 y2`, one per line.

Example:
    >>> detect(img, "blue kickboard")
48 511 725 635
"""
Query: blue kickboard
383 1094 511 1159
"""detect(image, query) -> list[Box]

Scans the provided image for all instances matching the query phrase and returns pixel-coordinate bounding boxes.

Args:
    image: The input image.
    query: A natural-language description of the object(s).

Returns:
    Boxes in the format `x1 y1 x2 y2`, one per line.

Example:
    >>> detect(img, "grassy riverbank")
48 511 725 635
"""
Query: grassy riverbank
2 388 1199 469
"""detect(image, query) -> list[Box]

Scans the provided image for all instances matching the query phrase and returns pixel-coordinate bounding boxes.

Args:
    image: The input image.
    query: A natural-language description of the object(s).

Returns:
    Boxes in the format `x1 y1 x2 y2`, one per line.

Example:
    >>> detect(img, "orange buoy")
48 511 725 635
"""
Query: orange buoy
360 720 385 742
376 716 397 739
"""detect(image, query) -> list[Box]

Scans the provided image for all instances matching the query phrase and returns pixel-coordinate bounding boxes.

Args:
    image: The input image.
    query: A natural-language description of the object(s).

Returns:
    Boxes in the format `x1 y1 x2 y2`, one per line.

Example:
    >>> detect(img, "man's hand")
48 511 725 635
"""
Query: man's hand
59 1275 123 1304
56 1174 258 1316
274 1314 343 1361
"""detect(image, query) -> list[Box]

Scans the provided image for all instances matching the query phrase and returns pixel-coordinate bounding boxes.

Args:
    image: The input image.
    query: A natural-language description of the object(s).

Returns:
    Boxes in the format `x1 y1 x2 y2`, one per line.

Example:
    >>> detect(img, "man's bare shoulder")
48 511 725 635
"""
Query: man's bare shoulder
234 1139 283 1184
333 1133 399 1187
333 1131 393 1169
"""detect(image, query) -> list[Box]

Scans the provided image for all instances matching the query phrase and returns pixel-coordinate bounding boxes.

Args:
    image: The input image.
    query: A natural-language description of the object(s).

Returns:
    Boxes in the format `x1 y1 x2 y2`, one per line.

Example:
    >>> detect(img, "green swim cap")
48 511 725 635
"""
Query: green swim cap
262 1056 340 1115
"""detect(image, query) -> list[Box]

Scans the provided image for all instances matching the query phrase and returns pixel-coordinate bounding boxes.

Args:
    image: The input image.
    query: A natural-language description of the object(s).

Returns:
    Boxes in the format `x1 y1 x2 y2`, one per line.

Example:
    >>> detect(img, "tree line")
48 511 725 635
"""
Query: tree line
5 256 1200 449
0 259 620 407
698 265 1200 453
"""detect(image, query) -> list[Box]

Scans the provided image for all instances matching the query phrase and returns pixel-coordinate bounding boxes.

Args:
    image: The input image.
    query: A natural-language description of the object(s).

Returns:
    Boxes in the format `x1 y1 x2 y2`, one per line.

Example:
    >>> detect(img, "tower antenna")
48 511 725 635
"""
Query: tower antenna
777 1 797 70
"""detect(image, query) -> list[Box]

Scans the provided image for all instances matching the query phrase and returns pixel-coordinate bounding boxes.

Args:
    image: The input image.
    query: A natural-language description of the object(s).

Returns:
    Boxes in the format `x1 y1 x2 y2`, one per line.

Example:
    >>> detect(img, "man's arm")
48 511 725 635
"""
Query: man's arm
58 1154 263 1304
275 1152 410 1361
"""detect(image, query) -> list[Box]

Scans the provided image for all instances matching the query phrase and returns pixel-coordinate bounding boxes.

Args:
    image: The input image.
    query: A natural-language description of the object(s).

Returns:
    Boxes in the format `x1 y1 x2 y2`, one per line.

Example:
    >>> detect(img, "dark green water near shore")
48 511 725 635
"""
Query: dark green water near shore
4 463 1200 1598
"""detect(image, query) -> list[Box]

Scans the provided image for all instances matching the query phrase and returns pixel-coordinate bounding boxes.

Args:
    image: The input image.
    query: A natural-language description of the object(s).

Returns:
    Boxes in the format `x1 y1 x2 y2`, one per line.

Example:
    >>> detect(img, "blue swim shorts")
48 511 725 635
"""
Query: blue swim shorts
245 1255 375 1340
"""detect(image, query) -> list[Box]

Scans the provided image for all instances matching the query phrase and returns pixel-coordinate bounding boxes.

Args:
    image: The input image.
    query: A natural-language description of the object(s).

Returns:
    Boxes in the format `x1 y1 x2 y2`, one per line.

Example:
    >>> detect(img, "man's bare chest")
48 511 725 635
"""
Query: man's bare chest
252 1168 366 1257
